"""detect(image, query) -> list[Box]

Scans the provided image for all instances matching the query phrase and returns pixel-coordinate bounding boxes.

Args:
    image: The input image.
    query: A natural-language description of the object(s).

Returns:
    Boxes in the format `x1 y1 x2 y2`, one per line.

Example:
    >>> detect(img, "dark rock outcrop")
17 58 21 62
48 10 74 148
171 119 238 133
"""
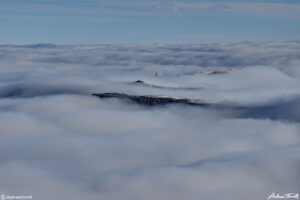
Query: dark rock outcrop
92 93 206 106
92 92 300 122
134 80 144 84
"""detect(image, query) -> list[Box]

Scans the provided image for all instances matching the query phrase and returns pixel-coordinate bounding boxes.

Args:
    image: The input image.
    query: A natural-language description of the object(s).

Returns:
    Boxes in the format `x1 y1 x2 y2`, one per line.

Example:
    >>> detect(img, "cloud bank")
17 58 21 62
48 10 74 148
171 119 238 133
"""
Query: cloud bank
0 42 300 200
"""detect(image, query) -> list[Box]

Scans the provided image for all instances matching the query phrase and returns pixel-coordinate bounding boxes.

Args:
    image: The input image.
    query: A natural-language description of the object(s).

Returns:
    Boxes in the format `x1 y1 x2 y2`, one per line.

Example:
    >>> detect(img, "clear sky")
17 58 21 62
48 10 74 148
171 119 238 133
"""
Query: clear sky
1 0 300 44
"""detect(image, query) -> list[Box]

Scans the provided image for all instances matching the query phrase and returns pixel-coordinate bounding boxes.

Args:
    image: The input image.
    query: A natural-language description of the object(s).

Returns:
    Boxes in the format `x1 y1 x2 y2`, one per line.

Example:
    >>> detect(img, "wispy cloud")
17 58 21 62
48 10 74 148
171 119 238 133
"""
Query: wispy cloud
147 2 300 19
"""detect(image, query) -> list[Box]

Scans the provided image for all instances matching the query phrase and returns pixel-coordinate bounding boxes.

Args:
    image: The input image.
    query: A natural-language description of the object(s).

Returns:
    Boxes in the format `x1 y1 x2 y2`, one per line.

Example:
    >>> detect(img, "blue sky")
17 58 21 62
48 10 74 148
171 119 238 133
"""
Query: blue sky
1 0 300 44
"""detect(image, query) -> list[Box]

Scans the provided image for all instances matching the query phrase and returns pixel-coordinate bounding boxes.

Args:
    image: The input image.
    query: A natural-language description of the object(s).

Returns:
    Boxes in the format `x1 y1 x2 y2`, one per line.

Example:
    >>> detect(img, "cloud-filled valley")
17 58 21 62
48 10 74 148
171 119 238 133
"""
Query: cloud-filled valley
0 42 300 200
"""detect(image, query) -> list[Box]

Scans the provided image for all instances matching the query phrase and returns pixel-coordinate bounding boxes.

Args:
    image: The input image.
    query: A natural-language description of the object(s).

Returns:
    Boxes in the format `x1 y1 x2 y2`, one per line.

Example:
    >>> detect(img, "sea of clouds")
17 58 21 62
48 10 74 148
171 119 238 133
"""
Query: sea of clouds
0 42 300 200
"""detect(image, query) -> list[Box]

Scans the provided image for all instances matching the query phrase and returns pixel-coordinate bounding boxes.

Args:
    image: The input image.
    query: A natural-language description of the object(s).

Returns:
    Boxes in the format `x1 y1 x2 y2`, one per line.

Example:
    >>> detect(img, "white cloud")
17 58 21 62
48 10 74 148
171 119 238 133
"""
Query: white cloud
0 42 300 199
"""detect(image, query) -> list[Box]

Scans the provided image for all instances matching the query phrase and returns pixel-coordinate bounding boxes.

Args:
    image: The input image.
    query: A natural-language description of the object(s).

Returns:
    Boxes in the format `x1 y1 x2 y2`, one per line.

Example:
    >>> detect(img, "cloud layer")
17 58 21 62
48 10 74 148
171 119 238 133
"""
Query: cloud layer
0 42 300 200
